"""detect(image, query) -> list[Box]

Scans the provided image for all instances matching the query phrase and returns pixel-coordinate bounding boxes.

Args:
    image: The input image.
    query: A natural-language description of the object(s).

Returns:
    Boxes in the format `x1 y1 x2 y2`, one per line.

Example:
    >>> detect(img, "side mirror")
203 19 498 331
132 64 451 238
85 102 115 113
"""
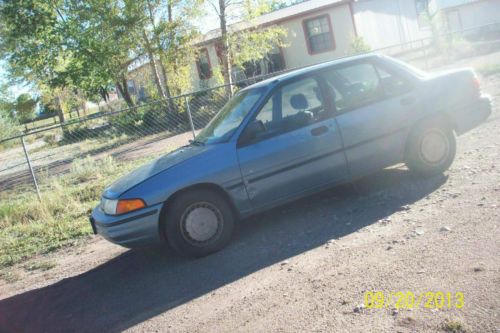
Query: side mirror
239 120 266 145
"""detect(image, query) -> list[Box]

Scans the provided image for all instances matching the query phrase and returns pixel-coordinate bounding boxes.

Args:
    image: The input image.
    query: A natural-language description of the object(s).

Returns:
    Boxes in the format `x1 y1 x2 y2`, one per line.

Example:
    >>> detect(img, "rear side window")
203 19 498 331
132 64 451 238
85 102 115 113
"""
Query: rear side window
322 62 412 113
322 63 383 113
376 66 412 97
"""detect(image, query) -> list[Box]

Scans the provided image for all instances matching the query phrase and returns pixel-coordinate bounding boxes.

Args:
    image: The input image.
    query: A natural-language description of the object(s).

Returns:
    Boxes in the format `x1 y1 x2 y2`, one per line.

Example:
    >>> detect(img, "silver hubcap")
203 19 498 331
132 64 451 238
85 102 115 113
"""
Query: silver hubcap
420 129 449 165
181 202 222 244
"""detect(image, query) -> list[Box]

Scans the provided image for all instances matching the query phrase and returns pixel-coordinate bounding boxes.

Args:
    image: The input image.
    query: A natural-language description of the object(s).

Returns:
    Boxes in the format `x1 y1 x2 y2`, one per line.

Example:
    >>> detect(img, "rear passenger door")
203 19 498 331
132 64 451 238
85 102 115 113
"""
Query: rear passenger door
322 60 418 177
237 76 349 210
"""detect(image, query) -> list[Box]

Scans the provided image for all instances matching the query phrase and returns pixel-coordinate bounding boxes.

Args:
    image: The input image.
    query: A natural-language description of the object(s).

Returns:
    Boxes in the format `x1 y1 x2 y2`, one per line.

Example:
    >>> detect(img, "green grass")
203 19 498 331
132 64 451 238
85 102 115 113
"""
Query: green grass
0 154 154 270
477 64 500 77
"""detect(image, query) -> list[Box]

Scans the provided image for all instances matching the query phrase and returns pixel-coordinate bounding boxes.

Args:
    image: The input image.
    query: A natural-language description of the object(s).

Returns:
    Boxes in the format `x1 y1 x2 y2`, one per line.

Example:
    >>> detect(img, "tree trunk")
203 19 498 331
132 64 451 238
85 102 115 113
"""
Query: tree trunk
55 96 65 124
147 0 175 112
218 0 233 97
116 80 134 107
142 29 167 99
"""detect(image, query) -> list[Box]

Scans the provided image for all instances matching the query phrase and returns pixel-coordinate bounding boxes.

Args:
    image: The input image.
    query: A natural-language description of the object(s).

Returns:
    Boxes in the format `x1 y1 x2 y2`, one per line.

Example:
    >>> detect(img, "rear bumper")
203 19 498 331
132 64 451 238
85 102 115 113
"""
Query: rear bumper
90 203 163 247
453 96 492 135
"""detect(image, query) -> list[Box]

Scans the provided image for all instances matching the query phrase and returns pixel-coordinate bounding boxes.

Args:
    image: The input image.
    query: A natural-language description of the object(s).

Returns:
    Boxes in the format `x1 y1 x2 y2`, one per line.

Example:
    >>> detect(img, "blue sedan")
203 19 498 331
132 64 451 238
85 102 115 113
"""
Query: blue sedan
90 54 491 257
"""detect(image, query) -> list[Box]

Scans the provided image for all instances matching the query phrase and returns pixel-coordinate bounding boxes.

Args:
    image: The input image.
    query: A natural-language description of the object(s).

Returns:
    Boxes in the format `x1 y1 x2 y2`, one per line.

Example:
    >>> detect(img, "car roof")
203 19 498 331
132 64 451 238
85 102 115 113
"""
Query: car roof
241 53 381 91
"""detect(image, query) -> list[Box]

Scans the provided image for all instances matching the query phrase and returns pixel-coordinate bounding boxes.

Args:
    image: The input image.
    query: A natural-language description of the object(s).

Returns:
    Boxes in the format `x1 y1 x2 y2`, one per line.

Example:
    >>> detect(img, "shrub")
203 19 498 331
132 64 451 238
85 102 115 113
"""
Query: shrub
350 37 372 55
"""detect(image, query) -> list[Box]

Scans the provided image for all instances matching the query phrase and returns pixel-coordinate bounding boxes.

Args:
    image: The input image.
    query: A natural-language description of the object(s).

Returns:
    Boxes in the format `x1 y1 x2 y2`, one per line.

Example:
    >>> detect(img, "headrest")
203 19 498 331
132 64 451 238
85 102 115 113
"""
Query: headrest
290 94 308 110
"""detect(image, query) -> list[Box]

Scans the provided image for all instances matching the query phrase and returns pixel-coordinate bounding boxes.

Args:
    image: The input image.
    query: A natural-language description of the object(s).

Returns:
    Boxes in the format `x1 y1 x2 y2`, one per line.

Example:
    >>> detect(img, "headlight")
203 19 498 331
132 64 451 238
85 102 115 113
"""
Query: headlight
101 198 118 215
101 198 146 215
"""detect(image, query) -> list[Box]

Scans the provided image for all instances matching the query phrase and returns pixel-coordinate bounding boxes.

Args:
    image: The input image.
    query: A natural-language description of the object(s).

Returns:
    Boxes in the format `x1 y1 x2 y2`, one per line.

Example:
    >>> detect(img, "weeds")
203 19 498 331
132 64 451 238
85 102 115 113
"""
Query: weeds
0 155 153 269
0 270 19 283
442 320 467 333
23 260 56 272
70 155 117 182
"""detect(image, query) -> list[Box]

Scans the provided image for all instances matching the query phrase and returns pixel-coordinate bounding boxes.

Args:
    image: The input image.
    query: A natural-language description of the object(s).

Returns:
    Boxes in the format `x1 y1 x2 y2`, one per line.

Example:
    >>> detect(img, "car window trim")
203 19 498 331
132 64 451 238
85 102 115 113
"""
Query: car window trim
323 59 415 116
237 74 333 148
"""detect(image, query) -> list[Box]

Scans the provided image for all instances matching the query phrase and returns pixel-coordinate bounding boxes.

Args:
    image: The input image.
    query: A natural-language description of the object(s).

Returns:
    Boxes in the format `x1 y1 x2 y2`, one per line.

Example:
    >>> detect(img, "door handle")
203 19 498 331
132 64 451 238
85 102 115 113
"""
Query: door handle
311 125 328 136
400 96 416 106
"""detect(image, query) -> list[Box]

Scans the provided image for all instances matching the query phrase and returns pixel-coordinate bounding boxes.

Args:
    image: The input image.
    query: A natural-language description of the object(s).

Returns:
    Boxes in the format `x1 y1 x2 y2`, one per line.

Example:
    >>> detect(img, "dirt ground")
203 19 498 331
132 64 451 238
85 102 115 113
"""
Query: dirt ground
0 66 499 332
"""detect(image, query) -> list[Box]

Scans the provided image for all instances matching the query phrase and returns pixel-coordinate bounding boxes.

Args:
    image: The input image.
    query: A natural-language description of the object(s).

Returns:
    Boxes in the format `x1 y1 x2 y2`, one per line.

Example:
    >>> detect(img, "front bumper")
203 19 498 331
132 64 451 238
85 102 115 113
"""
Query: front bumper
453 95 492 135
90 203 163 247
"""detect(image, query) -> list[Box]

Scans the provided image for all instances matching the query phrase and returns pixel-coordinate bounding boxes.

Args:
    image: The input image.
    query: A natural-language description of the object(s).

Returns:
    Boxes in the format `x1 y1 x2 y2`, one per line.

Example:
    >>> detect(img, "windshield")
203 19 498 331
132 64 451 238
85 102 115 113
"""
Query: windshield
194 88 264 144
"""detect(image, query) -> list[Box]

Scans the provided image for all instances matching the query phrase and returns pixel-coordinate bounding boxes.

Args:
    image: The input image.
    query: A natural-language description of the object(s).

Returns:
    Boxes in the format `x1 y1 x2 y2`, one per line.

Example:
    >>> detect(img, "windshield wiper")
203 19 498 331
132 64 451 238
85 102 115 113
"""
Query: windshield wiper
189 139 205 146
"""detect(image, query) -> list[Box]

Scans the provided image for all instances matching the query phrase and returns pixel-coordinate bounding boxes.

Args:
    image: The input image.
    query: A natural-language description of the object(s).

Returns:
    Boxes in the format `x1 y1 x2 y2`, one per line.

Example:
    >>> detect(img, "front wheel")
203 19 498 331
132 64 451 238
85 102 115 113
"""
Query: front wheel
405 120 456 176
164 189 235 257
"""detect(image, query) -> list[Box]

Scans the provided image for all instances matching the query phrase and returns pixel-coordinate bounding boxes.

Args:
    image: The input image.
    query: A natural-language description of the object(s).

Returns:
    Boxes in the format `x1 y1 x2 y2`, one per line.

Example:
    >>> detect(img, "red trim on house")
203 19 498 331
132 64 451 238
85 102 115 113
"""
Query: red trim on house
302 14 336 56
195 48 213 80
348 1 358 37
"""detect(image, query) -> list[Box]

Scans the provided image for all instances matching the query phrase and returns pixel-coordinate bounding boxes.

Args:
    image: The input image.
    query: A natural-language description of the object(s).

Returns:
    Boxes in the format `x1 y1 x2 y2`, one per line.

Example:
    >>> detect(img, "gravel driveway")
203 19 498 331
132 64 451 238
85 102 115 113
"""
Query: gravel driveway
0 71 498 333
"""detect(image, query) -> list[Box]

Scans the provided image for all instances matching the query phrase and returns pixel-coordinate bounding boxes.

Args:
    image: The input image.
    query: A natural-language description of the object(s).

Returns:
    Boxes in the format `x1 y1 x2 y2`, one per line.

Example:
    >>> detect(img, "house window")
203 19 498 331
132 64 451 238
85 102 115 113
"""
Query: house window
415 0 430 28
197 48 212 80
303 15 335 54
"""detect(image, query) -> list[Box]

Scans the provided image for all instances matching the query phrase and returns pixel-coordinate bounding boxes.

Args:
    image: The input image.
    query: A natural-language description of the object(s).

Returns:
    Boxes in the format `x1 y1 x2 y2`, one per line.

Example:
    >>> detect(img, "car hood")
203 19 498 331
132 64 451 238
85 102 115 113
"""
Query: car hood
103 144 209 199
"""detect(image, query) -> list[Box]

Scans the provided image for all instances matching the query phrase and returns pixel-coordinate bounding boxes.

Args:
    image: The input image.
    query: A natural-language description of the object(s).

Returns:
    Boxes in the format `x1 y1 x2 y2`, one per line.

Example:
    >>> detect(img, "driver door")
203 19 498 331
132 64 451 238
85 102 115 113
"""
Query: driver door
237 76 349 210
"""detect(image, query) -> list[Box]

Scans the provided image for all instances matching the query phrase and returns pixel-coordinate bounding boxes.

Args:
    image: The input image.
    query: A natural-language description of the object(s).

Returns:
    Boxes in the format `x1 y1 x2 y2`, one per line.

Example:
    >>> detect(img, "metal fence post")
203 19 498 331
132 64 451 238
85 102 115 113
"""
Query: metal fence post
184 96 196 139
21 136 41 201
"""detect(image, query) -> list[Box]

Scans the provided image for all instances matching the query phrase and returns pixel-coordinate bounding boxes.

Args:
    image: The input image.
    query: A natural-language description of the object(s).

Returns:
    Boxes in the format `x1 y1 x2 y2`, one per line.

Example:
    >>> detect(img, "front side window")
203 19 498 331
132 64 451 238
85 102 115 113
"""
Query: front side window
303 15 335 54
197 48 212 80
195 88 264 144
254 77 328 139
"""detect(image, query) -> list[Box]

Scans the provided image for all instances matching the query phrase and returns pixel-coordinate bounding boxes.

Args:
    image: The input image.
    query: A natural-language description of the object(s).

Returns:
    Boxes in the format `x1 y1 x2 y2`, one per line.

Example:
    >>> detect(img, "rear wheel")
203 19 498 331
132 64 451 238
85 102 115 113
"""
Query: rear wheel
164 189 235 257
405 119 456 176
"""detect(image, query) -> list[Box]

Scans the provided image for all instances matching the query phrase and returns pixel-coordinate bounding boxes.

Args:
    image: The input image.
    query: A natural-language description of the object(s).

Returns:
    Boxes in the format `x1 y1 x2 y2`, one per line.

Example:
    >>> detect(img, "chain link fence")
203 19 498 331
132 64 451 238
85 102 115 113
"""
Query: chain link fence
1 22 499 200
0 85 230 198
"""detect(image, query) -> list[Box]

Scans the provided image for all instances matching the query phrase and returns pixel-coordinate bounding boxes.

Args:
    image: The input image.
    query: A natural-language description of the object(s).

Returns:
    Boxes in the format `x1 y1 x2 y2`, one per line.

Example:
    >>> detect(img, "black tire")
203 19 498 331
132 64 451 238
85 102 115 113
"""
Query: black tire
163 189 235 257
405 118 456 176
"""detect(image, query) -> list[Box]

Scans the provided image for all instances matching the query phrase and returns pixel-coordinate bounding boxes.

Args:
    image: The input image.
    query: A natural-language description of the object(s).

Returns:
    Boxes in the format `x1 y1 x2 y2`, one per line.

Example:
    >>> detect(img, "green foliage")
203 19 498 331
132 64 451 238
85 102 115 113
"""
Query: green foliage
349 37 372 55
0 111 18 142
230 26 288 69
0 83 15 118
1 0 202 111
208 0 289 82
14 93 37 122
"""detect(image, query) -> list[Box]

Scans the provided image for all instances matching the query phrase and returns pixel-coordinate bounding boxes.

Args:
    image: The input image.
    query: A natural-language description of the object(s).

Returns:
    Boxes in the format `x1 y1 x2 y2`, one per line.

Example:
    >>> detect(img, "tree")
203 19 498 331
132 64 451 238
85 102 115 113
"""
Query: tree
0 0 143 111
137 0 200 101
206 0 287 96
14 93 37 122
0 83 14 118
1 0 202 114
